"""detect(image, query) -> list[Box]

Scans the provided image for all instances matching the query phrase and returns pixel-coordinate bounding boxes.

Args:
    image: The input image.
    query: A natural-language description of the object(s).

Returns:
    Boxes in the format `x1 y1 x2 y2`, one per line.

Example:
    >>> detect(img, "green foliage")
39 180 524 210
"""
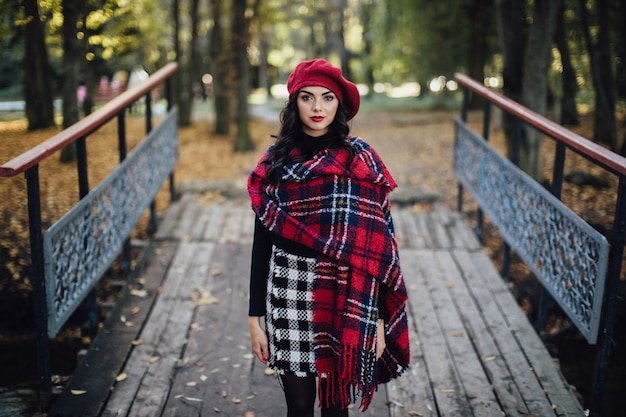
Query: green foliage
0 0 618 109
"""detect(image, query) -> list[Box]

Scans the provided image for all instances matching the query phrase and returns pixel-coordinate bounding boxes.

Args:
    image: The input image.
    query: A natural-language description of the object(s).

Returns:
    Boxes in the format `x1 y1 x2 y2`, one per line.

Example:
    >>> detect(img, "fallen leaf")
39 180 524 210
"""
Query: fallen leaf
231 397 241 404
130 306 140 315
130 289 148 298
485 355 497 361
244 412 256 417
149 356 160 363
408 412 423 416
213 407 221 413
186 381 197 387
116 373 128 382
441 388 455 393
200 375 208 381
71 389 87 395
210 368 220 374
387 399 404 407
444 281 454 288
246 394 255 400
184 396 202 402
132 338 144 346
451 331 463 337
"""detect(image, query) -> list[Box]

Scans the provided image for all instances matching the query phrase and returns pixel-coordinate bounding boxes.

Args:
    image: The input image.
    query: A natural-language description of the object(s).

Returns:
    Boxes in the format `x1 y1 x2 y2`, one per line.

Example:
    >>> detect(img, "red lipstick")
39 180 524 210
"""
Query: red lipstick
311 116 324 122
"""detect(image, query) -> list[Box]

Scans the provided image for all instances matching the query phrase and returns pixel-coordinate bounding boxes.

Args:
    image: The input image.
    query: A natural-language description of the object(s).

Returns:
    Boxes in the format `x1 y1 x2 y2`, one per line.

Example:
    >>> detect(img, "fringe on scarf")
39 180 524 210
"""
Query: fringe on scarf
317 345 378 411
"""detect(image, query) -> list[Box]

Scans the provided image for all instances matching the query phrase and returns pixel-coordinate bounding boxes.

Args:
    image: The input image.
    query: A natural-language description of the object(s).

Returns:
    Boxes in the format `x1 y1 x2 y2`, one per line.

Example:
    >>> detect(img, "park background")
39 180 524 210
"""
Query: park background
1 0 625 415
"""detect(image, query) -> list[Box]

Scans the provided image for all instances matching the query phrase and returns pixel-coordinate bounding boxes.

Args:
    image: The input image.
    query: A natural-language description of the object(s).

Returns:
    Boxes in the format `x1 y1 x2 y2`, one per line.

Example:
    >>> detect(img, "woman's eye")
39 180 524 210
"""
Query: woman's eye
324 95 335 101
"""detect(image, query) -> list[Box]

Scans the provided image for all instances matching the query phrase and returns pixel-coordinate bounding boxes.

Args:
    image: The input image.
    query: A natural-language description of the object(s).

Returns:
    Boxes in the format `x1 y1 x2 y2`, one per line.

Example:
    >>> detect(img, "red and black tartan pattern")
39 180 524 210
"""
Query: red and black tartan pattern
248 137 410 410
265 246 317 375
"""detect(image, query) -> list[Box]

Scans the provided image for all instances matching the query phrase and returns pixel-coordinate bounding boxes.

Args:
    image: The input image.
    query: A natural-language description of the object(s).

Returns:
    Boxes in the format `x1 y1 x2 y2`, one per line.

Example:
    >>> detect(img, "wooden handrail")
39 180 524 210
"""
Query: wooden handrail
454 72 626 177
0 62 179 178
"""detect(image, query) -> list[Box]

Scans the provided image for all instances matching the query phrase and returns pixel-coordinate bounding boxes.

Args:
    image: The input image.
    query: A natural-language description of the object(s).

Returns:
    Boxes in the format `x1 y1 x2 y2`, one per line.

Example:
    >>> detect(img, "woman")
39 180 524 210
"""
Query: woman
247 59 409 416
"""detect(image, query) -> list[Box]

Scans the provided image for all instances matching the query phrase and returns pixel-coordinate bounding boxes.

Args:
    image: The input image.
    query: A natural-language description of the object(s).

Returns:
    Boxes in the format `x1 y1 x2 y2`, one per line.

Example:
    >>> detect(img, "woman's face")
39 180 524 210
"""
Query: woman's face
296 86 339 137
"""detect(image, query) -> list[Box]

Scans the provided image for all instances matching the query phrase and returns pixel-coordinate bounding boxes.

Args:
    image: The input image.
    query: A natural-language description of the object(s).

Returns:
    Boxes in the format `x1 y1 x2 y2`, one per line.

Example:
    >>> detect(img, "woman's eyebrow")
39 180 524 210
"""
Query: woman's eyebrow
300 89 333 96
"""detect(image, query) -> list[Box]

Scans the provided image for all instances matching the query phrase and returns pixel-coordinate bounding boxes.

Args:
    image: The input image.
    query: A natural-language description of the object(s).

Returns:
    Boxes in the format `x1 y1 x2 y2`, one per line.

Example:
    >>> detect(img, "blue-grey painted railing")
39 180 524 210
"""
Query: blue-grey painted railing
454 73 626 417
454 118 609 342
0 62 178 409
43 109 178 337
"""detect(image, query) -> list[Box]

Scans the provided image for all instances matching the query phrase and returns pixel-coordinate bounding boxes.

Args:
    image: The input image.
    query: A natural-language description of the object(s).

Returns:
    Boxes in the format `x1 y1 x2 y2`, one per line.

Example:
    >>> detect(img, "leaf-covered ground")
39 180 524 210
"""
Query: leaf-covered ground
0 103 624 414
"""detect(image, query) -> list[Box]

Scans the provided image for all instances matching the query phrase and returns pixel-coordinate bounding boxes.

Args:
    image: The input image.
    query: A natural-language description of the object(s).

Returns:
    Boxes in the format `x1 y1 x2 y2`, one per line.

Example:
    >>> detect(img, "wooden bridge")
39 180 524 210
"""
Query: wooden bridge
7 64 622 416
47 192 585 417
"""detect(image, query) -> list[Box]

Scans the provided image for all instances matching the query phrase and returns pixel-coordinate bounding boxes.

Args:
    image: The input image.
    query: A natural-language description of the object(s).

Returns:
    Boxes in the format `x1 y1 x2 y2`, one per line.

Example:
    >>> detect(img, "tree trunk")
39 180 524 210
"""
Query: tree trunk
176 0 199 126
618 1 626 155
616 0 626 102
60 0 83 163
578 0 617 150
520 0 561 181
361 0 375 98
232 0 253 152
336 0 350 78
172 0 191 126
210 0 231 135
189 0 202 98
495 0 526 159
555 2 578 126
23 0 55 130
466 0 493 109
82 59 97 116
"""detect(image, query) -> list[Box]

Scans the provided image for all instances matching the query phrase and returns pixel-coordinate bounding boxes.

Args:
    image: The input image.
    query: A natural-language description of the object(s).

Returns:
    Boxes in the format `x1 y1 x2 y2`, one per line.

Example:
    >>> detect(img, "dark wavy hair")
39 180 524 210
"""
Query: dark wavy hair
264 94 355 183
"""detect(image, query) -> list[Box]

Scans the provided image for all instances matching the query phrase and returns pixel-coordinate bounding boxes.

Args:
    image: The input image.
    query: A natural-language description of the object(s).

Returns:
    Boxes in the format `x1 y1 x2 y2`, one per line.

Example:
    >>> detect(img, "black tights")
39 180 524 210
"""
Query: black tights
280 373 348 417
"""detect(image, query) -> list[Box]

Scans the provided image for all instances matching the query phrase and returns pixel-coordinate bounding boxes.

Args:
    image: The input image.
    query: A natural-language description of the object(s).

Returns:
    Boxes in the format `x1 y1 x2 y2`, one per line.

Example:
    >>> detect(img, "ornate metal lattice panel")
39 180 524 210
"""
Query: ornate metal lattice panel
453 117 609 343
43 109 178 337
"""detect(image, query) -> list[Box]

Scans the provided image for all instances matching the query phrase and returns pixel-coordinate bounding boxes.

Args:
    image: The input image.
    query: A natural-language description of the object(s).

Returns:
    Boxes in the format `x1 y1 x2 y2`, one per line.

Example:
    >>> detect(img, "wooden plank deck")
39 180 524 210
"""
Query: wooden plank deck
48 191 585 417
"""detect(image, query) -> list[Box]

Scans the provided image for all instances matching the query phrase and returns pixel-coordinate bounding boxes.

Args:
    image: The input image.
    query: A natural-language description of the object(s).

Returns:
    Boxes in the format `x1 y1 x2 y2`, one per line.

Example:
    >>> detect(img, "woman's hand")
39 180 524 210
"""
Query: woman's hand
376 319 386 360
248 316 269 364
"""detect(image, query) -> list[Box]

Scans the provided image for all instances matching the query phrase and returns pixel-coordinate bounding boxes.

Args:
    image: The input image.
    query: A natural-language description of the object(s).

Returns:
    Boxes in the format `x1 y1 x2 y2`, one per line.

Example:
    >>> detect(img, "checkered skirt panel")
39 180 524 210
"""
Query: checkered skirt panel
266 246 318 375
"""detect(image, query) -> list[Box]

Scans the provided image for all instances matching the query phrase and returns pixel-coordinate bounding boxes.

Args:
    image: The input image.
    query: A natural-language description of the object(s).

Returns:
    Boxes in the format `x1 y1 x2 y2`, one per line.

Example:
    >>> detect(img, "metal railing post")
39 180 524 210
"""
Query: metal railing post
457 87 470 212
26 165 51 409
144 92 158 235
165 78 176 202
475 101 492 243
117 111 132 272
590 177 626 416
75 136 98 334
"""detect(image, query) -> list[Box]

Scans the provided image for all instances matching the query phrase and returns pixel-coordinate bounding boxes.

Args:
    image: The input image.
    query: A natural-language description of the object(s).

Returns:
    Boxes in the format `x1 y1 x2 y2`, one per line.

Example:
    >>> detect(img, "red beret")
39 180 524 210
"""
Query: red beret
287 59 360 121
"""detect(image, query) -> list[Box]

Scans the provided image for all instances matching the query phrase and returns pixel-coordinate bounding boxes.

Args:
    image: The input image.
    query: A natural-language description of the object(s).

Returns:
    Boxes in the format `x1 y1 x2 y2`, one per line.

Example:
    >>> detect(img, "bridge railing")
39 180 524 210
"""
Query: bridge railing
454 73 626 416
0 62 178 408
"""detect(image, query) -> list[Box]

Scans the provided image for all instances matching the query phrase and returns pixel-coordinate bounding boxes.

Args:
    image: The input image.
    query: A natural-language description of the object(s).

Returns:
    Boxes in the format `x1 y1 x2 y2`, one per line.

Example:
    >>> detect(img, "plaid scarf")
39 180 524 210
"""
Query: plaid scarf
248 137 410 410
